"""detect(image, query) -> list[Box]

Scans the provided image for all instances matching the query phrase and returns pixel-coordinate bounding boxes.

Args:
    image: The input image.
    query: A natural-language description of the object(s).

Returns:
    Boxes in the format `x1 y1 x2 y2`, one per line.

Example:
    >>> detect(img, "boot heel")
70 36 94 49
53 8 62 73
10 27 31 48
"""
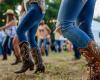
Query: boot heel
29 66 34 71
40 66 45 73
35 66 45 73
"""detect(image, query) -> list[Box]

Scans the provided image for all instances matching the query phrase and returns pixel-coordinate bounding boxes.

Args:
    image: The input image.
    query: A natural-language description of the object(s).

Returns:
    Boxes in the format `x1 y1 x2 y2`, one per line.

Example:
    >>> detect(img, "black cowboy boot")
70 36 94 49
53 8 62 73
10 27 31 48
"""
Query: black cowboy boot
31 48 45 73
15 42 34 73
11 57 22 65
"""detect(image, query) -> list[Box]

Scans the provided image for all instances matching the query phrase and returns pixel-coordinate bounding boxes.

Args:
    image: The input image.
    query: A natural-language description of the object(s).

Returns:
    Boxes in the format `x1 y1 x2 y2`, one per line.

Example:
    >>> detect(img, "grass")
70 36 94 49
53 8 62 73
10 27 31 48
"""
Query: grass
0 51 88 80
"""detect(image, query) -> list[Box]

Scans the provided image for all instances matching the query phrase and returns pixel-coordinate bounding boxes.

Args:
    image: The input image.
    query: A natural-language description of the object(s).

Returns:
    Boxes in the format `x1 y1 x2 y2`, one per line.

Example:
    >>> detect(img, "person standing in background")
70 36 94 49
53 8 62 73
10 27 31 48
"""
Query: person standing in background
37 20 51 56
0 9 21 63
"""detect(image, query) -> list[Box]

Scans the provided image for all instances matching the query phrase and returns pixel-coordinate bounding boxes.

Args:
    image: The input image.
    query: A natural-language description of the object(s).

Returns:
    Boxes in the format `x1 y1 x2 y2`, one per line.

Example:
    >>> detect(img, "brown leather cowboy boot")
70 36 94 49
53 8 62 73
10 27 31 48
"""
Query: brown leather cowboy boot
79 41 100 80
79 41 100 62
15 42 34 73
84 58 100 80
31 48 45 73
90 61 100 80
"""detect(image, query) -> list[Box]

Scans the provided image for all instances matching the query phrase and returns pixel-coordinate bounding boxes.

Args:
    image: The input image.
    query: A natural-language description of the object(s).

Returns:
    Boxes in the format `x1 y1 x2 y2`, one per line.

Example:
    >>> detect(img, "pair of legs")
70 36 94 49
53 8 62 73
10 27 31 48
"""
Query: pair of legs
17 4 43 48
57 0 100 79
15 3 45 73
38 38 49 56
57 0 95 48
72 0 95 59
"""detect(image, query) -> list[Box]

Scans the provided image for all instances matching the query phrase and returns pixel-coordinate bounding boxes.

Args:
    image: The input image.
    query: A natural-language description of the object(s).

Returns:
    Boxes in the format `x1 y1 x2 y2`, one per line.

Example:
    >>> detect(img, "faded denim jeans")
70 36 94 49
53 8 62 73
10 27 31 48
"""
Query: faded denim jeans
38 38 49 56
17 3 44 48
57 0 96 48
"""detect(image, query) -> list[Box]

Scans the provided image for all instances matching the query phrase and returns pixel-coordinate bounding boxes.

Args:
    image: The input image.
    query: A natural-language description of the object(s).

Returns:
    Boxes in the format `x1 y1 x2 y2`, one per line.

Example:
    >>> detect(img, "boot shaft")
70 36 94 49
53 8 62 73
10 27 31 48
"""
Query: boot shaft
31 48 45 73
15 41 34 74
31 48 43 66
79 41 100 80
19 42 30 61
79 41 100 62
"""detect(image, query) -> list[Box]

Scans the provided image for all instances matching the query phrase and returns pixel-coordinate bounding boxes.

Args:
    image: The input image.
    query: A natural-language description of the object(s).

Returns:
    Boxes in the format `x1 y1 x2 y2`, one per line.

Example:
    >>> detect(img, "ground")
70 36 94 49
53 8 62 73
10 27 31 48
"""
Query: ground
0 52 89 80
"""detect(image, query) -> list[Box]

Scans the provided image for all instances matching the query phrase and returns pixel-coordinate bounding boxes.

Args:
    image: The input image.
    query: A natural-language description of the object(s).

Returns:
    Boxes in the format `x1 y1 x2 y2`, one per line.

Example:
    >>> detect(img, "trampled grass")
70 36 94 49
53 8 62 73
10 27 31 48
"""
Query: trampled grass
0 51 88 80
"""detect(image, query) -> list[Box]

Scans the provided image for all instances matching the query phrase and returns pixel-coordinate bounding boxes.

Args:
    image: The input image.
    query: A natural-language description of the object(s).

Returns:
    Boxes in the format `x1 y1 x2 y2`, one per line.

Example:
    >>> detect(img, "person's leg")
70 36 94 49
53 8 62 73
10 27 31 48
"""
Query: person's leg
11 36 21 65
73 0 96 61
77 0 100 79
38 39 42 49
38 39 45 55
7 37 13 56
57 0 100 79
54 40 58 52
73 44 81 59
43 38 49 56
58 40 62 53
28 24 45 73
58 0 100 58
15 4 43 74
2 36 9 60
0 42 3 55
77 0 96 40
58 0 91 48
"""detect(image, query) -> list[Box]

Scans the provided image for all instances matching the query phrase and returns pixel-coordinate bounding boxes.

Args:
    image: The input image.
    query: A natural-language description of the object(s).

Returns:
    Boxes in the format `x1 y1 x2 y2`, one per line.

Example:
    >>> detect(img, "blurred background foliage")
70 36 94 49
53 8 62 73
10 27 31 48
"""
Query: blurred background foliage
0 0 100 29
0 0 61 28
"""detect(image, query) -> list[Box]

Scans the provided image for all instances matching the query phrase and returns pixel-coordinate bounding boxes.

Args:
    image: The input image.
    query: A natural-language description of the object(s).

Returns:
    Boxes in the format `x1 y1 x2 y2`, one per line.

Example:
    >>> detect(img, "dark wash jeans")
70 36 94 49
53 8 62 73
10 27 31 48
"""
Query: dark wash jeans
57 0 96 48
17 3 44 48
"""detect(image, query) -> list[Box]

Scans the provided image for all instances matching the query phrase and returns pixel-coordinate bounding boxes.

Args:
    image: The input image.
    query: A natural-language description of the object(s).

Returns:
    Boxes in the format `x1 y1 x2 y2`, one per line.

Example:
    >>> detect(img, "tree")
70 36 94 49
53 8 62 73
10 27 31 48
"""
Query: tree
0 0 22 26
0 0 61 27
44 0 61 44
44 0 61 27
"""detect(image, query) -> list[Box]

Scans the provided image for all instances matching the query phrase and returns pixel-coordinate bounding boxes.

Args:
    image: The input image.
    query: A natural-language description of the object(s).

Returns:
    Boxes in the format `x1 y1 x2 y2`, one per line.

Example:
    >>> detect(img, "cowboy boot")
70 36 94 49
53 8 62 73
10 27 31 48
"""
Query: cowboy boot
31 48 45 73
2 53 7 60
11 57 22 65
79 41 100 80
79 41 100 62
85 59 100 80
15 42 34 73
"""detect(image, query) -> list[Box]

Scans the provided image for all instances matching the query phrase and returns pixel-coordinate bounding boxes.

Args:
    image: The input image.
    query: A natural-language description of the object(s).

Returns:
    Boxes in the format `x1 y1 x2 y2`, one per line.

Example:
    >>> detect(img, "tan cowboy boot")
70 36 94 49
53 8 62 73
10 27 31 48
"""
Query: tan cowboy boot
15 42 34 73
31 48 45 73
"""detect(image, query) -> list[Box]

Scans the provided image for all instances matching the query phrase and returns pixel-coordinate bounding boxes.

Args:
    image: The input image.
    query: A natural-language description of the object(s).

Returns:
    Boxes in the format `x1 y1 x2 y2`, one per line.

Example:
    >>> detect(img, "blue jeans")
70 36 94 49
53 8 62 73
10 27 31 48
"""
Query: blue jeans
0 42 3 55
38 38 49 56
57 0 96 48
2 36 12 58
73 44 81 59
17 3 44 48
54 40 62 52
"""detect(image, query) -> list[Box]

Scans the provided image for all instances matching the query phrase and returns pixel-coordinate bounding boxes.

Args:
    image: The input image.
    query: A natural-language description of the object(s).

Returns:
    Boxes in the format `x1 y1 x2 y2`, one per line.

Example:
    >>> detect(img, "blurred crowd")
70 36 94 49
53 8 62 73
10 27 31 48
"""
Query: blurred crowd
0 9 75 60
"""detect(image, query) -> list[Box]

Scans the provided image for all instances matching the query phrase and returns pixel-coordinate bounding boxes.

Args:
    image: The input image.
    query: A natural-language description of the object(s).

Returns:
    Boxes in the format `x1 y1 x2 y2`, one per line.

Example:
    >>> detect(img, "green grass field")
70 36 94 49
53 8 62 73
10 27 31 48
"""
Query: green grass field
0 52 88 80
